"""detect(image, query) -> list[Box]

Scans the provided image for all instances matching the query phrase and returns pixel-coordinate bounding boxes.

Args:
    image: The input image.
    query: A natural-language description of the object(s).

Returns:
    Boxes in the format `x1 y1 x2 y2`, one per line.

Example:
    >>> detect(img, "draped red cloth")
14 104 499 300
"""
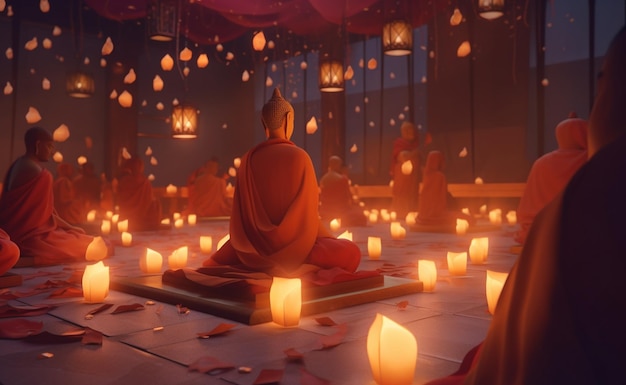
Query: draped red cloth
425 135 626 385
187 173 232 217
390 136 421 216
203 138 361 277
53 176 85 225
0 228 19 275
515 118 587 244
417 151 452 226
319 171 366 227
116 173 162 231
0 169 93 266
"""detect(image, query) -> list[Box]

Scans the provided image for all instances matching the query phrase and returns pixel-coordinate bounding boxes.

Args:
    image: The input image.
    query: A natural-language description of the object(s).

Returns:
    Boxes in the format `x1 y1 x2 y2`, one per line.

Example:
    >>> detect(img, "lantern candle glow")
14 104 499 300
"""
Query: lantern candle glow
82 261 109 303
100 219 111 235
469 237 489 265
486 270 509 314
447 251 467 276
140 248 163 274
367 313 417 385
368 237 382 260
168 246 188 270
418 260 437 292
456 219 469 235
199 236 212 254
121 231 132 247
117 219 128 233
269 277 302 327
187 214 197 226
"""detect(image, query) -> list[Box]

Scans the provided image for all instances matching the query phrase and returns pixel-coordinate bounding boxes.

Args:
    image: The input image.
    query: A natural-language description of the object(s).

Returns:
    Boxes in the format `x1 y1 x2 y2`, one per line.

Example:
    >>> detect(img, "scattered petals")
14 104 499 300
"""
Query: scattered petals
25 106 42 124
283 348 304 362
111 303 145 314
0 303 54 318
197 323 236 338
47 287 83 299
396 300 409 310
81 328 103 345
253 369 283 385
188 356 235 374
85 303 113 319
39 352 54 359
314 317 337 326
176 304 190 314
24 331 83 344
315 323 348 350
101 37 114 56
0 319 43 339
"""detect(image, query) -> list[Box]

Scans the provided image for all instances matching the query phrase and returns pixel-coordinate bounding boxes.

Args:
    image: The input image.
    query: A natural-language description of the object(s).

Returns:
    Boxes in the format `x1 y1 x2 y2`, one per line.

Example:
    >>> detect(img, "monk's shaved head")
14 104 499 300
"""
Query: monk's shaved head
24 126 52 153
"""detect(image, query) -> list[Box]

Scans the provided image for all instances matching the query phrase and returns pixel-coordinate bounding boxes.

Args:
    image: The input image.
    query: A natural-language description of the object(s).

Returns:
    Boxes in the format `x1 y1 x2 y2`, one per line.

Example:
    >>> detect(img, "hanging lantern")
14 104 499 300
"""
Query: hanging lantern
382 19 413 56
66 71 95 98
318 59 344 92
478 0 505 20
171 103 198 139
147 0 177 41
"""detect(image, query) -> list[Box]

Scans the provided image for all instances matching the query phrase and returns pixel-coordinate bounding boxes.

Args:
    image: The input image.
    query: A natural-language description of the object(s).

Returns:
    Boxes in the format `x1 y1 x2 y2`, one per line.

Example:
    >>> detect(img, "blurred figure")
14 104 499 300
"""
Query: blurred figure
319 155 366 227
186 159 232 217
74 161 102 214
0 228 20 276
390 121 421 217
53 162 85 224
116 157 162 231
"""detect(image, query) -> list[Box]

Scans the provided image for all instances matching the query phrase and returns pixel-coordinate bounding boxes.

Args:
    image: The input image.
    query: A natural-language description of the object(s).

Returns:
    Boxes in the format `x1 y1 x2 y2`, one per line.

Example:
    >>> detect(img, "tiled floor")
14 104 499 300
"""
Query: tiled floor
0 218 519 384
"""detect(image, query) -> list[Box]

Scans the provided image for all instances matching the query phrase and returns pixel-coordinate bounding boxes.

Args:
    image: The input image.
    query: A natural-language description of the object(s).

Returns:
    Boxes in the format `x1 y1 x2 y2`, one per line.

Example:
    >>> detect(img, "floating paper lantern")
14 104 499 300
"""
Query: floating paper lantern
450 8 463 25
306 116 318 134
171 103 198 139
40 0 50 13
85 236 108 262
5 48 13 60
228 167 236 177
475 177 484 184
330 218 341 231
252 31 266 51
457 41 471 57
200 236 212 254
124 68 136 84
233 157 241 168
53 124 70 142
100 220 111 235
350 144 358 153
390 211 397 221
109 90 118 99
173 212 181 220
150 156 158 166
86 210 97 222
344 65 354 80
141 248 163 274
479 0 505 20
187 214 197 226
196 53 209 68
101 37 114 55
25 106 42 124
77 156 87 166
418 260 437 292
161 54 174 71
42 77 50 90
459 147 468 157
24 37 38 51
265 76 273 87
506 210 517 225
183 67 190 77
382 19 413 56
368 237 382 260
367 58 378 70
447 251 467 276
179 47 192 61
117 219 129 233
121 231 132 247
82 261 109 303
3 81 13 95
52 151 63 163
241 70 250 82
486 270 509 314
401 160 413 175
152 75 164 91
367 313 417 385
118 90 133 108
168 246 188 269
469 237 489 264
111 214 119 225
270 277 302 327
52 26 61 36
369 212 379 224
160 218 170 225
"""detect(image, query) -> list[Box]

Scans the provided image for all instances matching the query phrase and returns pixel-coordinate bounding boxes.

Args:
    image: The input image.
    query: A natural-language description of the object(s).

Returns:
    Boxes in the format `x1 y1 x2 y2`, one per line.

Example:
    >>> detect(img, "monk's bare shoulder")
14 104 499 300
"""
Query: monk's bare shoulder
5 157 42 191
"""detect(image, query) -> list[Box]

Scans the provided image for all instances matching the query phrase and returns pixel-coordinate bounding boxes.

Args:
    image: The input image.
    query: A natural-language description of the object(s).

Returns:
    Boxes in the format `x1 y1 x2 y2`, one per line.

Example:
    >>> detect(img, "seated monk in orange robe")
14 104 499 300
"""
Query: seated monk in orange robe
186 159 232 217
417 151 472 227
425 26 626 385
53 162 85 225
0 228 20 276
0 127 107 266
203 88 361 277
515 113 588 245
116 157 162 231
74 161 102 214
391 121 421 217
319 155 366 227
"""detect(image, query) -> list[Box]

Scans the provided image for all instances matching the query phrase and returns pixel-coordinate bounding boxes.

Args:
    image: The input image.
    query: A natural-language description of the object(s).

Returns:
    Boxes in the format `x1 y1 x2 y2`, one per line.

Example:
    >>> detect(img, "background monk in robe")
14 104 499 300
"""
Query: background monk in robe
0 228 19 276
390 121 421 217
426 26 626 385
515 113 588 245
417 151 472 227
74 161 102 215
186 159 232 217
116 157 162 231
53 162 85 225
319 155 366 227
0 127 105 266
203 88 361 277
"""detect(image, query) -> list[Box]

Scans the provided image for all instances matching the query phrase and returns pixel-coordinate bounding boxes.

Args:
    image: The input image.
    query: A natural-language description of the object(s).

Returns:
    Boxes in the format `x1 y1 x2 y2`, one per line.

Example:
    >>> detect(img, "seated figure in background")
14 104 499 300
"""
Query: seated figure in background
390 121 421 218
319 155 366 227
186 159 232 217
417 151 472 227
53 162 85 225
116 157 162 231
0 127 105 265
514 113 588 245
203 88 361 277
74 161 102 214
0 228 20 276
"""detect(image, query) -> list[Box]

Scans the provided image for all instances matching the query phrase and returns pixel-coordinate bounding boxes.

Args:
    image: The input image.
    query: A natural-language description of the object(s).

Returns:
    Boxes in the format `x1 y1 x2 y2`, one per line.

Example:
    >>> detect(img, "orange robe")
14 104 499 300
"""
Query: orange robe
515 118 587 244
204 138 361 277
425 135 626 385
391 136 420 216
116 173 162 231
53 176 85 224
0 169 93 265
0 228 20 275
187 173 232 217
319 171 366 227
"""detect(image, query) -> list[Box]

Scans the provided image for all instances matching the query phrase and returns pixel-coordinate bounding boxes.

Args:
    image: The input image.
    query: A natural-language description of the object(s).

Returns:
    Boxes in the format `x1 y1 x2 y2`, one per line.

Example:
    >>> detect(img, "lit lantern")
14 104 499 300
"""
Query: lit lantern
367 313 417 385
447 251 467 276
140 248 163 274
52 151 63 163
478 0 505 20
401 160 413 175
86 210 97 222
53 124 70 142
171 103 198 139
469 237 489 264
161 218 170 225
168 246 188 270
456 219 469 235
488 209 502 226
173 212 181 220
196 53 209 68
405 212 417 226
179 47 192 61
124 68 136 84
418 260 437 292
461 207 471 216
306 116 318 134
450 7 463 26
77 156 87 166
166 184 177 195
390 222 406 240
330 218 341 231
337 230 353 241
344 65 354 80
117 219 128 233
506 210 517 225
147 0 177 41
479 204 487 216
199 236 212 254
25 106 42 124
121 231 132 247
217 234 230 250
111 214 119 226
100 219 111 235
242 70 250 82
4 81 13 95
118 90 133 108
252 31 266 51
369 212 378 224
380 210 391 222
82 261 109 303
101 37 114 55
269 277 302 327
188 214 197 226
85 236 108 261
382 19 413 56
475 177 484 184
368 237 382 260
153 75 164 91
486 270 509 314
24 37 38 51
318 58 344 92
390 211 397 221
457 41 471 57
105 211 113 219
233 157 241 168
174 218 184 229
161 54 174 71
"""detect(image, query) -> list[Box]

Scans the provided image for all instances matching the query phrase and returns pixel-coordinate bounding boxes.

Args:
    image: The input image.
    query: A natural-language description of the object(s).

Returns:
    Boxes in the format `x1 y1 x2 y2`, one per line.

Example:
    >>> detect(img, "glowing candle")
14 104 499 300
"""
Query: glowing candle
100 220 111 235
85 236 108 261
380 209 391 222
330 218 341 231
405 212 417 226
140 248 163 274
269 277 302 327
82 261 109 303
390 211 397 221
117 219 128 233
168 246 188 270
506 210 517 225
199 236 212 254
187 214 197 226
489 209 502 226
172 212 181 220
367 313 417 385
369 212 379 224
86 209 96 222
161 218 170 225
455 219 469 235
368 237 382 260
469 237 489 264
174 218 184 229
390 222 406 240
121 231 132 247
105 211 113 219
447 251 467 276
166 184 177 195
418 260 437 292
461 207 470 216
337 230 352 241
401 160 413 175
486 270 509 315
479 204 487 216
